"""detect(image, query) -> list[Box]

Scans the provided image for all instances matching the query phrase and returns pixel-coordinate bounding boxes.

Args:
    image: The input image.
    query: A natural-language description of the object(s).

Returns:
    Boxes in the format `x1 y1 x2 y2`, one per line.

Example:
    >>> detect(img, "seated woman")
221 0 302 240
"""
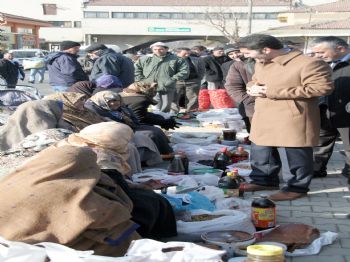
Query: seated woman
44 92 143 173
0 100 69 151
86 91 173 155
0 145 140 256
120 82 180 130
56 122 177 239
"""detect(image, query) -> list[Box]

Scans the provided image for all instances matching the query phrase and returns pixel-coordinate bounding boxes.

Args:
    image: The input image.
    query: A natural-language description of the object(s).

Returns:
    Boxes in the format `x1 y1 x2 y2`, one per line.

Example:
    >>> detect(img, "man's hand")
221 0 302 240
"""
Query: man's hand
247 84 267 97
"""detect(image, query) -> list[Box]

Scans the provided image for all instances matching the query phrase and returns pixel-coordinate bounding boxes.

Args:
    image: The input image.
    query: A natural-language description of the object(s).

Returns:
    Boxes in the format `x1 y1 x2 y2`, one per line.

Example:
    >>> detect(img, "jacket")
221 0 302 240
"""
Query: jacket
47 52 88 86
119 92 168 126
225 59 255 117
134 53 189 92
0 59 18 87
325 58 350 128
186 55 205 81
202 55 230 82
90 49 135 88
248 50 334 147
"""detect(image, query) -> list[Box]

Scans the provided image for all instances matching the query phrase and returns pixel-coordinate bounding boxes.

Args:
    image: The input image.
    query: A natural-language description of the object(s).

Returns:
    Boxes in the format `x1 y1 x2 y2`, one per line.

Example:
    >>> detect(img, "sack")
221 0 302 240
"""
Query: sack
208 89 235 109
198 89 211 110
23 59 45 70
170 132 218 146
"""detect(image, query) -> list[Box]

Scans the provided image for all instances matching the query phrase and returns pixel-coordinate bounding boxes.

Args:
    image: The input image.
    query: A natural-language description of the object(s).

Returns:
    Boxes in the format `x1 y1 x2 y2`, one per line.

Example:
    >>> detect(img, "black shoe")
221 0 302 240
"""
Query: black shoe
313 171 327 178
28 81 34 84
341 164 350 178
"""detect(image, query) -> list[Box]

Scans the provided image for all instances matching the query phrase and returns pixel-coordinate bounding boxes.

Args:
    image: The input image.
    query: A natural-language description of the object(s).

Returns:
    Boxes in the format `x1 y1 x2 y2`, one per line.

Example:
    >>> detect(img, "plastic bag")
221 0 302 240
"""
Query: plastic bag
198 89 211 110
208 89 235 109
177 209 256 236
170 132 218 146
161 192 215 212
126 239 225 262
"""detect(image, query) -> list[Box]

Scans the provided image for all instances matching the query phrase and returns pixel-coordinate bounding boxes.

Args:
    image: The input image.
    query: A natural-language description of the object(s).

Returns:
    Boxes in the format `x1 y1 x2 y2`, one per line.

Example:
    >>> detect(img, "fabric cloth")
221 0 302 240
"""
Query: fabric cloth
68 81 96 96
60 40 81 51
248 50 334 147
45 92 103 131
57 121 133 175
249 143 314 193
47 52 88 87
89 49 134 88
0 100 64 151
0 145 140 256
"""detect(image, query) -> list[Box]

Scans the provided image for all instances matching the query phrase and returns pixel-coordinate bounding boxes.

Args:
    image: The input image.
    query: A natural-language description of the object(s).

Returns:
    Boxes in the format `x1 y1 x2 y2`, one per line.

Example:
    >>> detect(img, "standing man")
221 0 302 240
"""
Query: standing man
238 34 334 201
47 41 88 92
202 47 229 90
134 42 189 112
173 47 205 113
85 43 134 88
0 53 19 88
310 36 350 181
28 51 46 84
2 51 25 86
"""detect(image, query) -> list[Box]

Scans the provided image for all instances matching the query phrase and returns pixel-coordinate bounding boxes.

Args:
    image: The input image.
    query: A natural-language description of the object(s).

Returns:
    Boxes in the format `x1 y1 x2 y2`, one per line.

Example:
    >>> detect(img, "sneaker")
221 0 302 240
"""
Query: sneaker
313 171 327 178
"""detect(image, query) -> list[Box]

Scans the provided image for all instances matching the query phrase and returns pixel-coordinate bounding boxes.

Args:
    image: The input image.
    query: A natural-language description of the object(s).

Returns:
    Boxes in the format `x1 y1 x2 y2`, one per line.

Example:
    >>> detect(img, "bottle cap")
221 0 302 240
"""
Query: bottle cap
227 171 233 177
220 147 228 153
247 245 283 256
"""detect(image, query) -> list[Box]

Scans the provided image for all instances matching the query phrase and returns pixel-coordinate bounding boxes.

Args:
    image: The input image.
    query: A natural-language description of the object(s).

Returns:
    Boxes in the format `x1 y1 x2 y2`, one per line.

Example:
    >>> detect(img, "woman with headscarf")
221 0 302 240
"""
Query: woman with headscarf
120 81 180 130
44 92 104 131
86 91 173 155
94 74 123 94
0 100 69 151
0 145 140 256
56 122 177 239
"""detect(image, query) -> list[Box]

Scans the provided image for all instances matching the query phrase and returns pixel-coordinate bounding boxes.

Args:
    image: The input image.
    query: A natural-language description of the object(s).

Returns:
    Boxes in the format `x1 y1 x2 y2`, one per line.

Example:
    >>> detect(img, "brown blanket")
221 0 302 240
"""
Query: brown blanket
0 145 140 256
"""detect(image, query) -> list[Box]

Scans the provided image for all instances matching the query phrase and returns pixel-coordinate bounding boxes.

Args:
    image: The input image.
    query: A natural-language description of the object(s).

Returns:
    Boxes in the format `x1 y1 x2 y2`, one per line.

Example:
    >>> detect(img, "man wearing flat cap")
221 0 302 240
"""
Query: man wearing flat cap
86 43 134 88
134 42 189 112
47 40 88 92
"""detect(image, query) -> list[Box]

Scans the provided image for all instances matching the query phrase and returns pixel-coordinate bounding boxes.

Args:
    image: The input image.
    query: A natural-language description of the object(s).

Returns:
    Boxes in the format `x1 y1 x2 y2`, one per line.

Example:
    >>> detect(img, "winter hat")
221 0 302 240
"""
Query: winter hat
150 42 168 48
212 46 224 51
85 43 108 53
224 45 240 55
96 74 123 88
60 41 81 51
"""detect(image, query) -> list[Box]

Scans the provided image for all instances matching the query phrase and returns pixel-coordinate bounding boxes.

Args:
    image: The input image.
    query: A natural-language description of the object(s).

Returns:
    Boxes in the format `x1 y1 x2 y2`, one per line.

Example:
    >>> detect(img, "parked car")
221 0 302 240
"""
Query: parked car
8 49 49 69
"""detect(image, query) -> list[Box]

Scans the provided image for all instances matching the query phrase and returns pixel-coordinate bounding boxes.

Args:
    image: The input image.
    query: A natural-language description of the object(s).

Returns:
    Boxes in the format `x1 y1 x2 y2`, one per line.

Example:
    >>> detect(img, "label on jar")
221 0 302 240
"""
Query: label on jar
252 207 276 229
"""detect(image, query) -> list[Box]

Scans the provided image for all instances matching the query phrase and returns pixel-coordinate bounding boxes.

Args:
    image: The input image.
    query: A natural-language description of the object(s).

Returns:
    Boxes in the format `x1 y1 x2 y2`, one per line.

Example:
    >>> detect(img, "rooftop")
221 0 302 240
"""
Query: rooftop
270 19 350 30
290 0 350 13
0 12 51 27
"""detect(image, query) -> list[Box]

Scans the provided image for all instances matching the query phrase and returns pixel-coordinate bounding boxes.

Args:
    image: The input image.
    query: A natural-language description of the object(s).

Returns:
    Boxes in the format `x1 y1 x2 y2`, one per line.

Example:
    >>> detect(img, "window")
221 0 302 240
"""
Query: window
51 21 72 28
183 13 195 19
159 13 171 19
42 4 57 15
253 13 266 19
171 13 183 19
112 12 124 18
266 13 278 19
135 12 148 19
17 28 33 34
74 21 82 28
84 11 109 18
194 13 205 19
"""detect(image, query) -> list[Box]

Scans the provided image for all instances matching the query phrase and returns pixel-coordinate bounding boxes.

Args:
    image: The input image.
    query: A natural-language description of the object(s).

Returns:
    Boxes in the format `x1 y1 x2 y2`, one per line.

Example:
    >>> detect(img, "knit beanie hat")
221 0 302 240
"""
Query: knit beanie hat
60 41 81 51
85 43 108 53
224 45 240 55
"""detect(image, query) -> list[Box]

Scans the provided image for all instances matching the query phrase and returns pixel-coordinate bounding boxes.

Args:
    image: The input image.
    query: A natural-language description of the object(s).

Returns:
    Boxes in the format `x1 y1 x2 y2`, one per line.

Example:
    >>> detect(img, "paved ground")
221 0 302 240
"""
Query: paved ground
18 73 350 260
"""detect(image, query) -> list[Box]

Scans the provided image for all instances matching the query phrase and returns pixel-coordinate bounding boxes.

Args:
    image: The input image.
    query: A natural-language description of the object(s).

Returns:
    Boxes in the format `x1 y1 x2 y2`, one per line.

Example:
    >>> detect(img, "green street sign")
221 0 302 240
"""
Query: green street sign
148 27 191 32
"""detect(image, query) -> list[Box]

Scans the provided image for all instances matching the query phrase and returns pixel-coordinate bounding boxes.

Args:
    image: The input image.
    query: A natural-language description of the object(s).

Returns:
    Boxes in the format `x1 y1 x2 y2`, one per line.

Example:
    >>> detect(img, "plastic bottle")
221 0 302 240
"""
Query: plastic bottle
245 245 284 262
218 169 244 197
231 146 249 163
168 154 185 176
177 151 189 174
213 147 232 170
251 195 276 231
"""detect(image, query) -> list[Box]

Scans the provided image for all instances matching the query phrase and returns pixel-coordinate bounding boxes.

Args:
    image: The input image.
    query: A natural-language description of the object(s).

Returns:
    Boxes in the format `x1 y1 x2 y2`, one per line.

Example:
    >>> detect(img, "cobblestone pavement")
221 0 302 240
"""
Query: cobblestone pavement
171 126 350 260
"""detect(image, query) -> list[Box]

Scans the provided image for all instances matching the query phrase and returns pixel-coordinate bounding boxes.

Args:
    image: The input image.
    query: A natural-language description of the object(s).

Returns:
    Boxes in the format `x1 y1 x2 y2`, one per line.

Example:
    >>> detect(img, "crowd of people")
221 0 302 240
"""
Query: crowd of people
0 34 349 256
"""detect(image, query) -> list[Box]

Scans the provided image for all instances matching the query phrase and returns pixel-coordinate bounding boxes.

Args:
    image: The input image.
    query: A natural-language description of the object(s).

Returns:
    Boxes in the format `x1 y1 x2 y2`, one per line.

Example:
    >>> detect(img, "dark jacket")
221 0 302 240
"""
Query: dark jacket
0 59 18 87
90 49 134 88
324 58 350 128
119 93 168 126
225 59 256 117
47 52 88 86
202 55 230 82
185 55 205 81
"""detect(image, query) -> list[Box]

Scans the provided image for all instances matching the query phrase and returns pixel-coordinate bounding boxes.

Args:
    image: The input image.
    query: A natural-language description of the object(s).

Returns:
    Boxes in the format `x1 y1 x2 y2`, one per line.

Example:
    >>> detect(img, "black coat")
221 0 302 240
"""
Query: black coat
0 59 18 87
119 93 167 126
202 55 230 82
325 58 350 128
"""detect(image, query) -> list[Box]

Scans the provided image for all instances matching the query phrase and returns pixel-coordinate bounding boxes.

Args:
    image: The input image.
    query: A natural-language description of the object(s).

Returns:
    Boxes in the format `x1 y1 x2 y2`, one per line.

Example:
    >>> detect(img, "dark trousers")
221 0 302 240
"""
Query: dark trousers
313 126 350 173
172 79 201 113
250 143 314 193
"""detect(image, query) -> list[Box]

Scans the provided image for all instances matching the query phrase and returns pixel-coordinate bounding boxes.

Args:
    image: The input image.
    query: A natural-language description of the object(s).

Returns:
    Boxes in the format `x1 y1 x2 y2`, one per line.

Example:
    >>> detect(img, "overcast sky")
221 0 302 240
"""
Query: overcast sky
302 0 336 5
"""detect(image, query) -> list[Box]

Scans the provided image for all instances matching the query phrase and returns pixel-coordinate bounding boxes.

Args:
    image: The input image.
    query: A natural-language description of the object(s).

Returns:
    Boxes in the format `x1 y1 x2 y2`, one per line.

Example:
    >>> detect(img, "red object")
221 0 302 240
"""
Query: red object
208 89 235 109
198 89 211 110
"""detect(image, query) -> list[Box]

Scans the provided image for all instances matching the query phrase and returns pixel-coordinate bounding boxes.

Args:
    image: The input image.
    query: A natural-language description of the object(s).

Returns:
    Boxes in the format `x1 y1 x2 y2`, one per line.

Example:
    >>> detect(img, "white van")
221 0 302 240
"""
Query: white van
8 49 49 68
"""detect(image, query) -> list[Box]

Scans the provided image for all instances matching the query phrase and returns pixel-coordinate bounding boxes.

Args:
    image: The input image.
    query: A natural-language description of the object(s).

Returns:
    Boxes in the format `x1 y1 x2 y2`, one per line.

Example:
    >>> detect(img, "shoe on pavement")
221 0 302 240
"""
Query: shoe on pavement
341 164 350 178
28 81 34 84
269 191 307 201
313 171 327 178
241 183 279 192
